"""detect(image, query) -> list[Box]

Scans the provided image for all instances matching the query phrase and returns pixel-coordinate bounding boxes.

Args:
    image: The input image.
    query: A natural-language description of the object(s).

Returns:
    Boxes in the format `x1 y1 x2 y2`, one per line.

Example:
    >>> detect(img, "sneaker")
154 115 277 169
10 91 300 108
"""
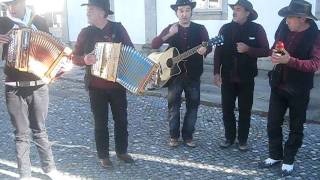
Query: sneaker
259 158 281 168
238 142 248 151
45 169 64 180
100 158 113 168
117 153 135 163
184 139 196 148
219 140 233 148
169 138 179 147
281 164 294 177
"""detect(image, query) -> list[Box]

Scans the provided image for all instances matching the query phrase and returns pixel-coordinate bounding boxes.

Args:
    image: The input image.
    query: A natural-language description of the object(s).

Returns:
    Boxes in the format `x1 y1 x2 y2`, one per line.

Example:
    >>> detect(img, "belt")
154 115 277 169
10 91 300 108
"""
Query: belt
5 80 46 87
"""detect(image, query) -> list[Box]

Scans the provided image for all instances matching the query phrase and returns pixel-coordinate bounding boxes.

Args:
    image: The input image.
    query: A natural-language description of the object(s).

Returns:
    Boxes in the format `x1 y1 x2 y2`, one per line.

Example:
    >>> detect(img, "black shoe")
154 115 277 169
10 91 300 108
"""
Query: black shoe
238 143 248 151
100 158 113 168
258 158 281 169
219 140 233 148
117 153 135 163
184 139 196 148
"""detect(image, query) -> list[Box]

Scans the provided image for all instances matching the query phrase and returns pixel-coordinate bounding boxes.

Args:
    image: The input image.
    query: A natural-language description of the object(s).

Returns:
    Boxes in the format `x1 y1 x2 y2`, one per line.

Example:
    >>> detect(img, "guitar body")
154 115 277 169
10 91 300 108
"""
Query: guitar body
148 47 181 87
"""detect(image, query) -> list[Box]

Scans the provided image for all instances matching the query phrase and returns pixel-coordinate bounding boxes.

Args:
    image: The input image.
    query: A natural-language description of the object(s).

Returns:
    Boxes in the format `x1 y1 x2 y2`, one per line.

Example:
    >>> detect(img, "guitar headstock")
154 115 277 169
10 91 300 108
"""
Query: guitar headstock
208 35 224 47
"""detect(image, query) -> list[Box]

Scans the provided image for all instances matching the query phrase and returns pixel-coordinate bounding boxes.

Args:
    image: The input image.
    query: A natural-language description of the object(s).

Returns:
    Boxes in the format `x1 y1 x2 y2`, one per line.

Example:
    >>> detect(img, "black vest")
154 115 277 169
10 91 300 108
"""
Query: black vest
220 21 260 81
276 20 319 92
169 22 204 80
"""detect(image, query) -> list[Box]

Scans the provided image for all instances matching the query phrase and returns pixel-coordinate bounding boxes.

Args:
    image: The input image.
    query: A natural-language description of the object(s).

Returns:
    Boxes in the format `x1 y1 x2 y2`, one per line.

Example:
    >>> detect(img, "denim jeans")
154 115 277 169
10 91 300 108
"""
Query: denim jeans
167 75 200 141
5 85 56 178
89 87 128 159
267 88 310 164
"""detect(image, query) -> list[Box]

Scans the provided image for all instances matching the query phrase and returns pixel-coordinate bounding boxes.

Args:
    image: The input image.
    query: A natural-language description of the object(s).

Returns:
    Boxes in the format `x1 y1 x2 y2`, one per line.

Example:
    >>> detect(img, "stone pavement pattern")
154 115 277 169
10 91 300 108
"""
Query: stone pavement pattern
0 68 320 179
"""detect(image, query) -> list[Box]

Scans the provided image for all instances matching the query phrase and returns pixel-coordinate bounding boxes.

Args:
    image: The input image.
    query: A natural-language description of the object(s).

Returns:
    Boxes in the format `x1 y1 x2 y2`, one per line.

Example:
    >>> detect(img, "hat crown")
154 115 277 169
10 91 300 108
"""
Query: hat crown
234 0 253 10
175 0 194 5
288 0 312 14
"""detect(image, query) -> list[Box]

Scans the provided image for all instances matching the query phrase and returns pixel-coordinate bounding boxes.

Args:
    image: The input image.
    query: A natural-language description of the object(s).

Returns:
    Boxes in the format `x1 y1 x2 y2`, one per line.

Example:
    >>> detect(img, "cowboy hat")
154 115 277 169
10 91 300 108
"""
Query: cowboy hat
278 0 318 21
170 0 196 11
81 0 114 15
229 0 258 21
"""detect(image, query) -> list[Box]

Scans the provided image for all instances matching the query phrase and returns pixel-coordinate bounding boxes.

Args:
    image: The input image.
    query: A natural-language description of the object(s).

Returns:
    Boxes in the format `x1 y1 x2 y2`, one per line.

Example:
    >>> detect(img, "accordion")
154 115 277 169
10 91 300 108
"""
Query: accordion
92 42 159 94
6 28 72 83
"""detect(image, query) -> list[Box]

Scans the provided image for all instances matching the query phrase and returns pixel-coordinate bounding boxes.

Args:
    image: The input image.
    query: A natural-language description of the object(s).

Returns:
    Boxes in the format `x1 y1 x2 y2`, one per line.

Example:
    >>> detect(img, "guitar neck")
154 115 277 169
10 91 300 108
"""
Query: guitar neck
172 44 204 64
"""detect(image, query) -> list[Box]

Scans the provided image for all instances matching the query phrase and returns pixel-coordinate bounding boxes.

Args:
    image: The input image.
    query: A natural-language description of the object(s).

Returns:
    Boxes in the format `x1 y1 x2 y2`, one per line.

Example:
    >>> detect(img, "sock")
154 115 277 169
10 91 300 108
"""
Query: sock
264 158 281 165
282 164 294 172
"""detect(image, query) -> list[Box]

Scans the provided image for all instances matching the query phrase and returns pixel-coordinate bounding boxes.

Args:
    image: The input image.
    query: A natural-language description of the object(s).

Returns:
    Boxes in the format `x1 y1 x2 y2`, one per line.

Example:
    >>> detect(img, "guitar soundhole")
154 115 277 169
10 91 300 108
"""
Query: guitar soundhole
167 58 173 68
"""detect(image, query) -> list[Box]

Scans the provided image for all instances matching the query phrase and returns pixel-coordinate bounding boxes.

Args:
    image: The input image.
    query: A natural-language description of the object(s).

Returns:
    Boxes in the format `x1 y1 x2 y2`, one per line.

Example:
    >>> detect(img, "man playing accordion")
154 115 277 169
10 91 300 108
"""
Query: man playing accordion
72 0 135 168
0 0 64 179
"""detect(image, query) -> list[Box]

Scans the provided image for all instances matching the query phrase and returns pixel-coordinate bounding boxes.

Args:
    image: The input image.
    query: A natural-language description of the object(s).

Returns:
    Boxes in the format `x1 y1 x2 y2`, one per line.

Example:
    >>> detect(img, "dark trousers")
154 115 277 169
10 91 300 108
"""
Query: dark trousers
267 88 310 164
167 75 200 141
5 85 55 178
89 87 128 159
221 79 254 144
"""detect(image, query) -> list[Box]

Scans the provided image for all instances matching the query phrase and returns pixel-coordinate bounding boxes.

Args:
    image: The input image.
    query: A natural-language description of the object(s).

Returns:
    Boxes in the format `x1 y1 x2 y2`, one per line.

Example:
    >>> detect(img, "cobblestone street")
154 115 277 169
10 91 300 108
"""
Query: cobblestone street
0 73 319 180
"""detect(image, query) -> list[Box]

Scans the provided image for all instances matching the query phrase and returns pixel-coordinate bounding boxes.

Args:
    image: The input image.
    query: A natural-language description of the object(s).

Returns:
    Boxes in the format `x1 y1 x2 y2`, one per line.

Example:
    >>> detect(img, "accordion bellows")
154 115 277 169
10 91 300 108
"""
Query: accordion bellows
6 28 72 83
92 42 159 94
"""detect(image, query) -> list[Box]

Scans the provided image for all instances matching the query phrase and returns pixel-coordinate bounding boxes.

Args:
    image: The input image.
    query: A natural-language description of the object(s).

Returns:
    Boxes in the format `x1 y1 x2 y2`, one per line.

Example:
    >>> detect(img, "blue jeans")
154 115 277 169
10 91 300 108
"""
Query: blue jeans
167 75 200 141
5 85 56 178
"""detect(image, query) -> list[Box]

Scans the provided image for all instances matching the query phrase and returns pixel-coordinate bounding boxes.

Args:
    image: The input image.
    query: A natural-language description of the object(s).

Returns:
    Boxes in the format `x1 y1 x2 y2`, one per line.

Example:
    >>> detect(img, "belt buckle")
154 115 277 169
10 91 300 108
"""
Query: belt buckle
17 81 30 87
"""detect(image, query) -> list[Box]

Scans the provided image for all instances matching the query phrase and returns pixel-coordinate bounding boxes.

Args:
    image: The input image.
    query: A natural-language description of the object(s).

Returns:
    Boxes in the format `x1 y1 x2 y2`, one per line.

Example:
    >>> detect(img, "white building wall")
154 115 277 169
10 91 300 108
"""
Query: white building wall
67 0 87 42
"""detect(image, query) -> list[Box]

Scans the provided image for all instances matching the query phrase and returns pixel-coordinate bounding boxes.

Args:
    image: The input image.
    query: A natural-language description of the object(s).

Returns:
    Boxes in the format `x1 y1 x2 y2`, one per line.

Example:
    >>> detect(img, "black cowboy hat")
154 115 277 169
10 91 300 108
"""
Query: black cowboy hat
170 0 197 11
81 0 114 15
278 0 318 21
229 0 258 21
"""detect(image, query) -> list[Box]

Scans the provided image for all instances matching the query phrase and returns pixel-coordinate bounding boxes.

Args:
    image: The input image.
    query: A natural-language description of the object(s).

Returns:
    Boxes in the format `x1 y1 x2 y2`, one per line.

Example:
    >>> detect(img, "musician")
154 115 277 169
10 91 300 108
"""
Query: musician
0 0 63 179
213 0 269 151
151 0 212 147
72 0 134 168
260 0 320 176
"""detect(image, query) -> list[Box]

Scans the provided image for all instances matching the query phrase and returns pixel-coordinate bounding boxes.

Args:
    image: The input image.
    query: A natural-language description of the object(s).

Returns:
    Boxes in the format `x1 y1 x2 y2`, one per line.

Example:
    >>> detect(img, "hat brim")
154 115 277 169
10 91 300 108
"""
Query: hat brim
229 4 258 21
170 2 196 11
81 3 114 15
278 6 318 21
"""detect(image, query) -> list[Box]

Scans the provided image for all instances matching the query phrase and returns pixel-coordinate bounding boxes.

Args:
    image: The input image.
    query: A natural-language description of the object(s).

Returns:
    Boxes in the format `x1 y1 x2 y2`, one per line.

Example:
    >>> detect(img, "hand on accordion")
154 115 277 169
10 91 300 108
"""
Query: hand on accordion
84 51 97 65
0 34 11 44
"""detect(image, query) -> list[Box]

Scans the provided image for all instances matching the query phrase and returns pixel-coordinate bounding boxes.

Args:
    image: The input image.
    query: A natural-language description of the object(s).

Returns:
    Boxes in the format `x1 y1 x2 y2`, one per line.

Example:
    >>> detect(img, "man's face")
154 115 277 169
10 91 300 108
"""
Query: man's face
286 16 307 32
232 5 250 24
176 5 192 25
86 5 106 25
6 0 25 19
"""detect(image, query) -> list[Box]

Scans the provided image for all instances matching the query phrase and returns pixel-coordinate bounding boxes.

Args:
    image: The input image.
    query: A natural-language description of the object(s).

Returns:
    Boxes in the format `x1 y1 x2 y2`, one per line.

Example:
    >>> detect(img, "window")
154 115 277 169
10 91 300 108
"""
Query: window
192 0 228 20
0 4 7 16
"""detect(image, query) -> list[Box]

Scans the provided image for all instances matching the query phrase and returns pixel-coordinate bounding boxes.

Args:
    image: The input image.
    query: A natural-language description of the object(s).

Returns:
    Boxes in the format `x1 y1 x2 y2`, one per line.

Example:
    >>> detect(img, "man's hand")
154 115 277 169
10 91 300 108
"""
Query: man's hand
197 46 207 56
0 34 11 44
84 52 96 65
271 49 290 64
236 42 250 53
213 74 222 87
168 23 179 37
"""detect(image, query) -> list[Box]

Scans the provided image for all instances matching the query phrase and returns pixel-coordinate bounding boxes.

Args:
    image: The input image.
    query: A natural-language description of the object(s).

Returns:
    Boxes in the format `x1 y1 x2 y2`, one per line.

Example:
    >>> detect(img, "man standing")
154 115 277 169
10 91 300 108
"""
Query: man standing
151 0 211 147
72 0 134 168
0 0 62 179
213 0 269 151
260 0 320 176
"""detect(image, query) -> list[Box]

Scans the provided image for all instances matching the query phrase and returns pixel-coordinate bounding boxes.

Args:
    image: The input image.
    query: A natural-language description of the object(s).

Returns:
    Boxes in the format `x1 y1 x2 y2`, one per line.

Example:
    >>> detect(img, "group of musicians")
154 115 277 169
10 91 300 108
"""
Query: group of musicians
0 0 319 179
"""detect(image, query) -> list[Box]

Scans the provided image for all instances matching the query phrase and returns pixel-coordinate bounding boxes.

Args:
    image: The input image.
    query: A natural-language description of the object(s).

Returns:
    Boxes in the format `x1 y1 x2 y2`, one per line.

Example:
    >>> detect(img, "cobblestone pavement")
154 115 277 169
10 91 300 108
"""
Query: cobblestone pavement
0 74 319 180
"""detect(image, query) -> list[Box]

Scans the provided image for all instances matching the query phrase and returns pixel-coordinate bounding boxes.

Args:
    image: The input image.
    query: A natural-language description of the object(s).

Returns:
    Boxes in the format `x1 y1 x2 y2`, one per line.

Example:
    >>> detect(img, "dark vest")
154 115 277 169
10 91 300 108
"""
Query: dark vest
82 21 122 88
220 21 260 81
276 20 318 92
169 22 204 80
0 16 49 81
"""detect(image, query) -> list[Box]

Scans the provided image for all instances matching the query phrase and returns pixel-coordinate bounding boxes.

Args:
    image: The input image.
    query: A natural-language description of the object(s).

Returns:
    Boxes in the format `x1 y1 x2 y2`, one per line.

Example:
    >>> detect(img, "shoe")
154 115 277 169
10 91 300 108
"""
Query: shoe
45 169 64 180
117 153 135 163
219 140 233 148
100 158 113 168
238 143 248 151
281 164 294 177
259 158 281 168
169 138 179 147
184 139 196 148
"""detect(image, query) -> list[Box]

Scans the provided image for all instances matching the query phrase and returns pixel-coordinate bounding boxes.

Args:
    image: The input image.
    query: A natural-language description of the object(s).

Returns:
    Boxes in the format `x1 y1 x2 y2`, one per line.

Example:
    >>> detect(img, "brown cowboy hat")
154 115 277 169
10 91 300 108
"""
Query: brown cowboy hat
278 0 318 21
81 0 114 15
229 0 258 21
170 0 197 11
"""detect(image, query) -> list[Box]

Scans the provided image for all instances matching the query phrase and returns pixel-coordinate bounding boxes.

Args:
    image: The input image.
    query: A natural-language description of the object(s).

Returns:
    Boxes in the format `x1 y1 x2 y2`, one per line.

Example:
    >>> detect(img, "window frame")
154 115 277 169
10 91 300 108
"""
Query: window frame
192 0 228 20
